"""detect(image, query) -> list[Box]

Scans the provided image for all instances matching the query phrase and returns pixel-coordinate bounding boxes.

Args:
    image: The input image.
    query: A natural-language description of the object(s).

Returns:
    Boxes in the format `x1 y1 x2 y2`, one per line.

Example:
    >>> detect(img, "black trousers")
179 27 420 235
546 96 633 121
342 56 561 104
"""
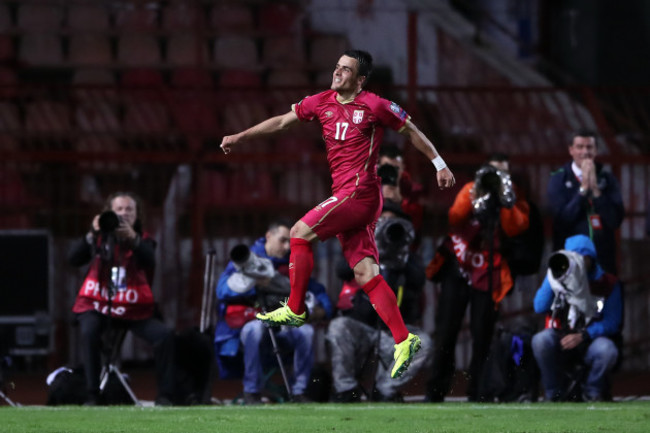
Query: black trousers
426 263 498 402
77 310 176 400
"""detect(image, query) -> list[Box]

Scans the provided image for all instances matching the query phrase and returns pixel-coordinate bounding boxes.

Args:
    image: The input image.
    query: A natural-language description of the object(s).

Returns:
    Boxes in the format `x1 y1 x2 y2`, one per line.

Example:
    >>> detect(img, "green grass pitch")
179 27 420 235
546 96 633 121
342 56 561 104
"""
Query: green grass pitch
2 401 650 433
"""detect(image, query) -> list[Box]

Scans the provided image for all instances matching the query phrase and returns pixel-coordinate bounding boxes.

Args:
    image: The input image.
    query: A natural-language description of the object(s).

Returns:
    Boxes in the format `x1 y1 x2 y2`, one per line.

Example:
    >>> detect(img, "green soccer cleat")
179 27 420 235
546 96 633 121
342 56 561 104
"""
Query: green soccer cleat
391 333 421 379
256 301 307 327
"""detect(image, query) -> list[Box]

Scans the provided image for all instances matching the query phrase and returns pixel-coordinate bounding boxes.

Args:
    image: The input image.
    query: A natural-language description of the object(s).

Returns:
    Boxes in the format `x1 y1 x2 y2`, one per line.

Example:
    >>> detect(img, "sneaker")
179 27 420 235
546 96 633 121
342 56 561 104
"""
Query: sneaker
581 392 604 403
372 388 404 403
243 392 262 405
256 301 306 327
391 333 421 379
155 396 174 407
83 391 102 406
332 387 362 403
83 395 99 406
291 394 312 403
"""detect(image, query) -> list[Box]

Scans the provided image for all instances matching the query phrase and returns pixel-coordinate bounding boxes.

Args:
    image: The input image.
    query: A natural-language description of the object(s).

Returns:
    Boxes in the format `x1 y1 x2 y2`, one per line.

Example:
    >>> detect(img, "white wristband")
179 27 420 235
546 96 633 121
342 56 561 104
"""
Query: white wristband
431 156 447 171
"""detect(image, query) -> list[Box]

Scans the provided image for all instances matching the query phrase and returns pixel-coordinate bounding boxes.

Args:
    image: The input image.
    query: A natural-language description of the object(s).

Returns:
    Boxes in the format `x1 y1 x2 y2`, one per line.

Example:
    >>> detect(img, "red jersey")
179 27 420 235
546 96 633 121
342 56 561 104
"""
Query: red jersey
292 90 409 193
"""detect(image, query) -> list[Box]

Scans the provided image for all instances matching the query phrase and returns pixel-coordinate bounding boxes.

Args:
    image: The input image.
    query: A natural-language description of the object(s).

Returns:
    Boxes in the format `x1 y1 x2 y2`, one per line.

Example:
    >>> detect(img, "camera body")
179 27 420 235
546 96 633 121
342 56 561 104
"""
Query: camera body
377 163 399 187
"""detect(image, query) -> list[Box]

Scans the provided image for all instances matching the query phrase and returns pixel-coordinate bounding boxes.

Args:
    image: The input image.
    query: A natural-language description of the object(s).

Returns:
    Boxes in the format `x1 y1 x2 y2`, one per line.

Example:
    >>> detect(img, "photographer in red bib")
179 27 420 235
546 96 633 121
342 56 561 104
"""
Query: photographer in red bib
69 192 175 406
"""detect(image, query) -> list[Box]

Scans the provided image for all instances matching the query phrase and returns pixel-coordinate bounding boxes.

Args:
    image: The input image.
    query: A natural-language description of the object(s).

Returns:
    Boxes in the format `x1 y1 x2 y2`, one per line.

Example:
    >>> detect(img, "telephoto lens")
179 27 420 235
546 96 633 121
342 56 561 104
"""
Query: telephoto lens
229 244 275 280
230 244 252 265
377 164 399 186
548 252 571 279
98 210 121 233
478 170 501 195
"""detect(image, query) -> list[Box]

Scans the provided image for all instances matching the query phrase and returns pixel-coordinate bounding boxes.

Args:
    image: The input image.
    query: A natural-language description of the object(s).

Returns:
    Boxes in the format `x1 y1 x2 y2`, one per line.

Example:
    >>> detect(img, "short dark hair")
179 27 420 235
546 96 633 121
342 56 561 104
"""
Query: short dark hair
267 219 292 233
571 129 597 143
486 152 509 163
343 49 373 80
379 143 403 159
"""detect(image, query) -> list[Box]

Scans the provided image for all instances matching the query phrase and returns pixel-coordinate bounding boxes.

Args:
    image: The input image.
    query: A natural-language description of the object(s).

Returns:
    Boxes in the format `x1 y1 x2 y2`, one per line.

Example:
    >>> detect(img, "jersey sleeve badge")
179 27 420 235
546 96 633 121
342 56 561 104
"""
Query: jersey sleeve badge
389 101 408 121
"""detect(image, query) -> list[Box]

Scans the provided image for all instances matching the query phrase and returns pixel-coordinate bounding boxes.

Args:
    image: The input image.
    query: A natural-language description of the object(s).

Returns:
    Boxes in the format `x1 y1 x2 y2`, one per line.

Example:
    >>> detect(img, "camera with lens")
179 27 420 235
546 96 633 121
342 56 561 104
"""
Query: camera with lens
477 168 501 196
547 250 602 330
230 244 275 280
229 244 290 298
377 163 399 187
375 212 415 271
548 251 576 282
98 210 124 234
471 164 516 218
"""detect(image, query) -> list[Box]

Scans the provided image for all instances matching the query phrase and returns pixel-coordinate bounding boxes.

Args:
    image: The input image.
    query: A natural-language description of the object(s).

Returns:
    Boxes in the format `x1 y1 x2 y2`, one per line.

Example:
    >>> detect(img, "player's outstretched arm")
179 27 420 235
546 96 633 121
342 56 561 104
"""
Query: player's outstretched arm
221 111 299 154
400 119 455 189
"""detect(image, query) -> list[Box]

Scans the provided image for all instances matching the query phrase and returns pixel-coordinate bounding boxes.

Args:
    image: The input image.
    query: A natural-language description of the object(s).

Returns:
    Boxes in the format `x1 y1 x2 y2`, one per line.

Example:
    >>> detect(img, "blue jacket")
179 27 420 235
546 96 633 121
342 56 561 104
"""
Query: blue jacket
533 234 623 339
547 161 624 274
214 237 333 358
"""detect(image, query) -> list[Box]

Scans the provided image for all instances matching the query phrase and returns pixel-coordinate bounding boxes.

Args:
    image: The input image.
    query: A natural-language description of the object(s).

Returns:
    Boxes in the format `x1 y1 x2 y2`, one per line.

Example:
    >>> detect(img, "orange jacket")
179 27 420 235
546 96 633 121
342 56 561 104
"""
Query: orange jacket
432 181 530 304
449 182 530 238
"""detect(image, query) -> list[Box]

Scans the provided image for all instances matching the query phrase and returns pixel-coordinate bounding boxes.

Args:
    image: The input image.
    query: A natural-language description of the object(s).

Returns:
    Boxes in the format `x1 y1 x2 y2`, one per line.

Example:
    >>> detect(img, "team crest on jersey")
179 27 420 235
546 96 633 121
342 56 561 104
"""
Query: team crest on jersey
352 110 364 124
390 102 408 120
325 111 333 117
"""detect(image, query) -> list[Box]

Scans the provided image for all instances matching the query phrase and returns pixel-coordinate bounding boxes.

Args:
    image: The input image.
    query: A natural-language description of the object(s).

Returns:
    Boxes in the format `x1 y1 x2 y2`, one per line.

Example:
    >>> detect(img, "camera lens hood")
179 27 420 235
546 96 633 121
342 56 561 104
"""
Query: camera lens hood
99 210 121 233
230 244 251 264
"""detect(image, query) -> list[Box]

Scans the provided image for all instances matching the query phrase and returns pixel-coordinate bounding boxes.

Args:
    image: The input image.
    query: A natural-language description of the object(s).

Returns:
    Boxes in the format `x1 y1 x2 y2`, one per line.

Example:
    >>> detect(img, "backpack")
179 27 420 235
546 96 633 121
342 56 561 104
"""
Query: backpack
478 321 540 402
47 367 87 405
503 200 545 277
46 366 132 405
173 328 215 405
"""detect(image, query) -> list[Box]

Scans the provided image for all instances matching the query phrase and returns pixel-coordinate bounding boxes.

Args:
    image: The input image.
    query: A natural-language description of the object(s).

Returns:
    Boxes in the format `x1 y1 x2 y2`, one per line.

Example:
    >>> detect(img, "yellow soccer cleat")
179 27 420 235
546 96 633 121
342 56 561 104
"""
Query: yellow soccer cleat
256 301 306 327
391 333 421 379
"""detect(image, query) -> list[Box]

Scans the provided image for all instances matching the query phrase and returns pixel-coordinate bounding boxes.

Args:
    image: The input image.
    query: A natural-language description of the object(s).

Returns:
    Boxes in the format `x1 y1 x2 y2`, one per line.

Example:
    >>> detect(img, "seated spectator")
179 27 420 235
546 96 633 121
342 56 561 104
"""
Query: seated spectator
532 234 622 402
327 204 432 402
214 220 332 404
68 192 175 406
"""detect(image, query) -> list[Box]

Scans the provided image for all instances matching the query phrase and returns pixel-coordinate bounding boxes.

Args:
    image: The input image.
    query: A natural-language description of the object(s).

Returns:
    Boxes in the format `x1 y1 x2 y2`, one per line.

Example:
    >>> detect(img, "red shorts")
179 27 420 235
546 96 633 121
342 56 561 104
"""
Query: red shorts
300 184 382 268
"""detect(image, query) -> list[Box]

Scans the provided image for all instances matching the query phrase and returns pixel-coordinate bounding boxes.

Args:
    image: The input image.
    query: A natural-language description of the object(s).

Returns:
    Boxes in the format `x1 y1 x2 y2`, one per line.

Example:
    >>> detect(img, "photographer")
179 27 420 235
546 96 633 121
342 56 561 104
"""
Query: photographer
328 202 431 402
68 192 175 406
377 160 427 323
378 145 425 237
425 153 530 402
532 234 622 402
374 197 426 325
214 220 333 404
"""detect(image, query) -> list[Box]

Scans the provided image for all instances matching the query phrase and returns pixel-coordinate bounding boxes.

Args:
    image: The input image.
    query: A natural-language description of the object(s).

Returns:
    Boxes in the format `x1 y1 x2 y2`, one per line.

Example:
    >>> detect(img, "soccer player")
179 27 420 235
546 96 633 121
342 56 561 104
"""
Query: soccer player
220 49 455 378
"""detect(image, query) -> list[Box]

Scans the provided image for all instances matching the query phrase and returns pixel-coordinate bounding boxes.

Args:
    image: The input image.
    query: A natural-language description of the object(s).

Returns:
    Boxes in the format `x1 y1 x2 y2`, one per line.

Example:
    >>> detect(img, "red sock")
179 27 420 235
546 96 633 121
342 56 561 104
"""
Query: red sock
286 238 313 315
362 275 409 343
